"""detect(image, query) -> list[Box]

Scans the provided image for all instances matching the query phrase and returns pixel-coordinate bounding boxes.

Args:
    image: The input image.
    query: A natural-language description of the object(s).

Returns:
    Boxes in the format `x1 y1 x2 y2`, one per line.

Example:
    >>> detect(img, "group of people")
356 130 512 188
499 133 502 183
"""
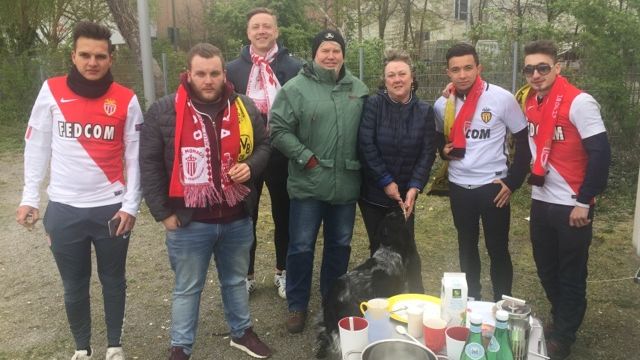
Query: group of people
15 7 610 360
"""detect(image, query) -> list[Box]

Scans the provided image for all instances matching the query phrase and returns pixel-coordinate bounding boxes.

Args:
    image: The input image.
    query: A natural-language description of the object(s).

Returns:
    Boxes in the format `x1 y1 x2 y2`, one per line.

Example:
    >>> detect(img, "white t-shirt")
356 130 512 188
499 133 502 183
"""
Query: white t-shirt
434 82 527 186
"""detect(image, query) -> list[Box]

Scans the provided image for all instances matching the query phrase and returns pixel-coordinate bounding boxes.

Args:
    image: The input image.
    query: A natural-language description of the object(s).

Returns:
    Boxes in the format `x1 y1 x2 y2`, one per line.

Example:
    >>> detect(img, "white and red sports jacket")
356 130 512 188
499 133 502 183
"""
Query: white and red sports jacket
20 76 143 215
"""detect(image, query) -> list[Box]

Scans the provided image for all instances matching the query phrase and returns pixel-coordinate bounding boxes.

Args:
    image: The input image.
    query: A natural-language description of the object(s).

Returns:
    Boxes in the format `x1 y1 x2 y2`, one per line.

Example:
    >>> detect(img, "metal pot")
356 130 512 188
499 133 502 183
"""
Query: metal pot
354 339 438 360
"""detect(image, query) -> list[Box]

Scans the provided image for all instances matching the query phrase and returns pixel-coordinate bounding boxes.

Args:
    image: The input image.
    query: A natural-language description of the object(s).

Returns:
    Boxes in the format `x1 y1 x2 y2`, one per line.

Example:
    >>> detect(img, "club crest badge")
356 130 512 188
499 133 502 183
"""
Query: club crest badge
104 98 117 116
480 107 492 123
185 154 197 177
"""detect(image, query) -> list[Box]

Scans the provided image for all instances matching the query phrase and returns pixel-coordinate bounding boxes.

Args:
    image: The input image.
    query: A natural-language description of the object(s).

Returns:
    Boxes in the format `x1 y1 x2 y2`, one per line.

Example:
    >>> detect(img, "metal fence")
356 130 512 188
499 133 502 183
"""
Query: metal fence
1 46 639 133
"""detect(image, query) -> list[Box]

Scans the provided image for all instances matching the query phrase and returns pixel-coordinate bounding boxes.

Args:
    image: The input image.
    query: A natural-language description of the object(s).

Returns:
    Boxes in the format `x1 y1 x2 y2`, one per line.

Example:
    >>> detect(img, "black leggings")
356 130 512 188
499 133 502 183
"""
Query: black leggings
43 201 129 349
249 149 290 274
449 182 513 301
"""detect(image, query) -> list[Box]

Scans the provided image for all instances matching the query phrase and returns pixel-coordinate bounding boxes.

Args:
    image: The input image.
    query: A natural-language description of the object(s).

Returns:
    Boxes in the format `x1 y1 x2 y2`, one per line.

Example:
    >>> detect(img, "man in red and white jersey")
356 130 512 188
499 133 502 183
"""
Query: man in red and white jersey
434 43 531 303
522 40 611 360
15 21 143 360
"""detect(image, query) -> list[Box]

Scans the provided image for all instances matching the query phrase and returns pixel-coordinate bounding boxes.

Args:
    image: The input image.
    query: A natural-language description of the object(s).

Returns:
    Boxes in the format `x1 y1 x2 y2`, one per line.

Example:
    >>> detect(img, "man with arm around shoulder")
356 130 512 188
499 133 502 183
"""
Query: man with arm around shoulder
433 43 531 302
521 40 611 360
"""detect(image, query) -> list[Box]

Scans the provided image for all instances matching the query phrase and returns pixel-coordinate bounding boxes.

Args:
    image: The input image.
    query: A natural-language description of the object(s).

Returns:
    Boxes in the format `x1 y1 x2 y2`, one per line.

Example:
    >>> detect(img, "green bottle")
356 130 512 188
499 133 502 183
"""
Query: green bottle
461 313 487 360
487 310 514 360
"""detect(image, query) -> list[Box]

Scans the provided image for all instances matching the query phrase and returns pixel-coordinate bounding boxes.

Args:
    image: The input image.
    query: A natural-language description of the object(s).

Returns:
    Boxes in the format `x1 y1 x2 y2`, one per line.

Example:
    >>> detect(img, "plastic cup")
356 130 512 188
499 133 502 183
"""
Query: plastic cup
445 326 469 360
423 317 447 353
407 306 424 338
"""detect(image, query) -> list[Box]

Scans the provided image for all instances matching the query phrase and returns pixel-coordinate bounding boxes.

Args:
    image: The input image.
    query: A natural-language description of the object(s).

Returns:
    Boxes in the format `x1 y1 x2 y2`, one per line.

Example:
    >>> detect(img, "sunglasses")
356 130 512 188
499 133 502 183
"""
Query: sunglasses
522 63 552 76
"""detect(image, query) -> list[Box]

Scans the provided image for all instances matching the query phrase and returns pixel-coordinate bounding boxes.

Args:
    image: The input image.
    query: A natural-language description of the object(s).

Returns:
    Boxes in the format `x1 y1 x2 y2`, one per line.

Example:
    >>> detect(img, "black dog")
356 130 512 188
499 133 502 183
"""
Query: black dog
315 210 413 358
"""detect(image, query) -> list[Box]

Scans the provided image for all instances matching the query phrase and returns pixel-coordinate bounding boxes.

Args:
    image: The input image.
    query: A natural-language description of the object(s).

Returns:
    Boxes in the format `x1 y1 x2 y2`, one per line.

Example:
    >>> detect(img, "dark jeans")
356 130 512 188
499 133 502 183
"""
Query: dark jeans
530 199 593 345
249 149 291 274
358 200 424 293
449 183 513 301
286 199 355 311
43 201 129 350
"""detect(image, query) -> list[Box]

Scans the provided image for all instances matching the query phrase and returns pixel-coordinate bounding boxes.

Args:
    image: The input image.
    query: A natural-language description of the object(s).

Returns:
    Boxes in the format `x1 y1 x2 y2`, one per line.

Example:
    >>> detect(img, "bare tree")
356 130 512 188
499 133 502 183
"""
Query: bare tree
105 0 164 96
105 0 141 60
401 0 414 49
373 0 399 40
415 0 430 56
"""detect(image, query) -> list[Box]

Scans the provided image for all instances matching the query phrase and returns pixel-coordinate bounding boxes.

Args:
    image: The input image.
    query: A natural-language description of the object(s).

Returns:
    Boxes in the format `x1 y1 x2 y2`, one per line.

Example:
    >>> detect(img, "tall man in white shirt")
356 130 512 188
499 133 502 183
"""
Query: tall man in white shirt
15 21 143 360
226 7 302 298
434 43 531 301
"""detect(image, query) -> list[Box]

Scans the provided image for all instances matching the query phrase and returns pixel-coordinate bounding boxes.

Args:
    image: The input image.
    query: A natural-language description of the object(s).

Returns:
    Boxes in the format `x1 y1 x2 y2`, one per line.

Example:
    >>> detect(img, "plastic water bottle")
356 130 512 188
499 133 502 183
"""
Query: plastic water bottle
487 310 514 360
461 313 487 360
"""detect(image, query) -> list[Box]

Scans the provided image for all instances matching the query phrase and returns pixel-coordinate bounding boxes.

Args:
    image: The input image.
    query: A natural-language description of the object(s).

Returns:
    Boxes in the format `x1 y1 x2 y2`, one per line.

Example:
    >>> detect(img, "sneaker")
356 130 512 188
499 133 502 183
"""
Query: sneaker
274 271 286 299
230 327 273 358
105 347 124 360
546 339 571 360
246 277 257 294
71 347 92 360
168 346 190 360
286 310 307 334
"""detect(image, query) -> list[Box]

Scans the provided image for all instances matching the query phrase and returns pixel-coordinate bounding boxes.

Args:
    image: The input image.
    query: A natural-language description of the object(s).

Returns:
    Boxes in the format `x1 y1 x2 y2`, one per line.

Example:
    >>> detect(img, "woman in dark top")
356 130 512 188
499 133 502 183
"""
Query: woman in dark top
358 50 437 293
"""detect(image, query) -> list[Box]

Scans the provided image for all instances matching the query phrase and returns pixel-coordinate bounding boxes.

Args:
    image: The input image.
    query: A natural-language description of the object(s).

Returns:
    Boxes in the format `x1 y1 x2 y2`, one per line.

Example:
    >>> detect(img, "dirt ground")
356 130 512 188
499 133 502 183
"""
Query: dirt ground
1 151 639 360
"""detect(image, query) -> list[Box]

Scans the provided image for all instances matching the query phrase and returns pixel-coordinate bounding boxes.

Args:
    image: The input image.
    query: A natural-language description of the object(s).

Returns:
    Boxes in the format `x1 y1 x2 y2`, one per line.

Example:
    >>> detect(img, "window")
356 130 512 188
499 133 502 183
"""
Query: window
455 0 469 21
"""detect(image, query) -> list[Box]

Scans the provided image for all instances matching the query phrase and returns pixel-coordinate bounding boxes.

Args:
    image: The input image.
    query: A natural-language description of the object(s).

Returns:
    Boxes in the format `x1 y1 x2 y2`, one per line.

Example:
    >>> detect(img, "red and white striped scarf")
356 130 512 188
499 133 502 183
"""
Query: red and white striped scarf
246 44 281 122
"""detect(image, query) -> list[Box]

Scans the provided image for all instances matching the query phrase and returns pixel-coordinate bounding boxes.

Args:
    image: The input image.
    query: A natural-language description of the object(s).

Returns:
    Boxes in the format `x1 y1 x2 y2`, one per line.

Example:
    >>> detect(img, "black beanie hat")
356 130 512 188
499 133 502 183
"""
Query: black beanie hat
311 29 346 59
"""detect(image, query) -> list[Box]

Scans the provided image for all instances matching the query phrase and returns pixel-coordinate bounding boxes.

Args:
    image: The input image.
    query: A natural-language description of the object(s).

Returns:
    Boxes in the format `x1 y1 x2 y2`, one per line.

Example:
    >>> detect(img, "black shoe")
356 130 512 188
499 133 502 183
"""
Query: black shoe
546 339 571 360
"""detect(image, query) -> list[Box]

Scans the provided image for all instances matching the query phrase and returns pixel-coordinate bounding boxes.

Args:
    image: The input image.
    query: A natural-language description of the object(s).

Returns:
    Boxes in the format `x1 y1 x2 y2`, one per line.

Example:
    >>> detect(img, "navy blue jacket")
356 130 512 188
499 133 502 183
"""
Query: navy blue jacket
358 90 437 207
226 43 302 97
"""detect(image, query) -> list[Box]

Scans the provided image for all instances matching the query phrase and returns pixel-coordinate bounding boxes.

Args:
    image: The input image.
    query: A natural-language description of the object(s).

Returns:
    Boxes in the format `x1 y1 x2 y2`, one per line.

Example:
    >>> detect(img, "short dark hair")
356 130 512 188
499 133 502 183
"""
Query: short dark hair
381 49 418 90
446 43 479 66
186 43 225 69
384 49 413 71
524 40 558 63
73 21 113 53
246 7 277 25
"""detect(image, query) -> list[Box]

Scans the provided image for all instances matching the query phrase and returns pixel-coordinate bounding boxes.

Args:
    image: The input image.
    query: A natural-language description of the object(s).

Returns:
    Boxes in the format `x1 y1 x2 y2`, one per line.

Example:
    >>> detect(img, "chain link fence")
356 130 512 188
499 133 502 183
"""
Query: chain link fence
2 45 638 138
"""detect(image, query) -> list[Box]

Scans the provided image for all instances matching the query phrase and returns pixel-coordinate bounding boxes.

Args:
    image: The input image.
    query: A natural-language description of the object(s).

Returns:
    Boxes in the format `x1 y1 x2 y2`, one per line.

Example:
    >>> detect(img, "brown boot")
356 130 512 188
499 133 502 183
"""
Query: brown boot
168 346 190 360
286 310 307 334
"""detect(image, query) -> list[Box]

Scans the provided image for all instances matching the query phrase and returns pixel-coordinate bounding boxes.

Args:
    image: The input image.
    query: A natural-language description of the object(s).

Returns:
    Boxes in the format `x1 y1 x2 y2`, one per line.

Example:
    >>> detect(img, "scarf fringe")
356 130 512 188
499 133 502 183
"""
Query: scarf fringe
223 183 251 207
184 184 222 208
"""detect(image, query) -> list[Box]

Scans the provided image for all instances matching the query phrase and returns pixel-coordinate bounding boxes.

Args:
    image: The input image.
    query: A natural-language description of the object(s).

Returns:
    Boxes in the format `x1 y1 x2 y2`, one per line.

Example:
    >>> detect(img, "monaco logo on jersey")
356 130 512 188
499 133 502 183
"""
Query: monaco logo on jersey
103 98 117 116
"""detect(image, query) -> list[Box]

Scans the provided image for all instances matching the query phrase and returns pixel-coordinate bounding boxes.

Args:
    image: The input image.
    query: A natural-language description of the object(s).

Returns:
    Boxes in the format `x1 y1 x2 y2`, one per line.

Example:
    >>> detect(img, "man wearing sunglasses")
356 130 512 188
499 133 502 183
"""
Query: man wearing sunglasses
521 40 611 360
434 43 531 303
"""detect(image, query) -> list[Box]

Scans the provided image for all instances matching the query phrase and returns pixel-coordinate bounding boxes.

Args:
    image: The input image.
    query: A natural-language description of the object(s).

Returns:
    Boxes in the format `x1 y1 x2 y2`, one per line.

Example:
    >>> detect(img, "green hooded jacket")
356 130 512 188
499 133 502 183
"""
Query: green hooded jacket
270 62 369 204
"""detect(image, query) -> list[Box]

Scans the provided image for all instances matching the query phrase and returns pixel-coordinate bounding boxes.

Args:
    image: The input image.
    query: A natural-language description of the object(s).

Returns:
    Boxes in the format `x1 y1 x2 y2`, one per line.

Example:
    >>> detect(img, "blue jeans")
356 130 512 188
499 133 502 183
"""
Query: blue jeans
286 199 355 311
166 218 253 352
